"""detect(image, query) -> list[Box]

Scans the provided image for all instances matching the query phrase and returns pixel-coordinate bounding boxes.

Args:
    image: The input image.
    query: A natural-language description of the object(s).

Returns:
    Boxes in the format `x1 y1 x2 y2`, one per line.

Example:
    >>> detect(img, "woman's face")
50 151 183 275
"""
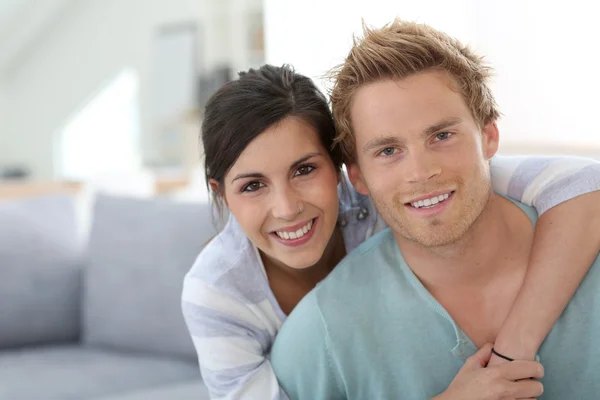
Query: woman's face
221 116 340 269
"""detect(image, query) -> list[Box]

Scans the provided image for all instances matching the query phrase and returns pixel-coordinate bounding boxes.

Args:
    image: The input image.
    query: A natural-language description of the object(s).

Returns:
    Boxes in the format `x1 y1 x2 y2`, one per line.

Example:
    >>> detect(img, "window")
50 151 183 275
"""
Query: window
55 68 142 180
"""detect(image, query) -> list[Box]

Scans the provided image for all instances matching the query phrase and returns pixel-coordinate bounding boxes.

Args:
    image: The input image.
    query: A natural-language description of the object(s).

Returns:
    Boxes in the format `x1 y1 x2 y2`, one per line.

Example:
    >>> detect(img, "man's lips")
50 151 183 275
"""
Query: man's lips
405 190 456 205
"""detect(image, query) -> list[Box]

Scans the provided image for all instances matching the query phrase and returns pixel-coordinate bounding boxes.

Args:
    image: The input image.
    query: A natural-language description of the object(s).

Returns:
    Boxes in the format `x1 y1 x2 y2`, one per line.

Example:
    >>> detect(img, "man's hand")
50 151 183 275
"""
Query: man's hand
432 343 544 400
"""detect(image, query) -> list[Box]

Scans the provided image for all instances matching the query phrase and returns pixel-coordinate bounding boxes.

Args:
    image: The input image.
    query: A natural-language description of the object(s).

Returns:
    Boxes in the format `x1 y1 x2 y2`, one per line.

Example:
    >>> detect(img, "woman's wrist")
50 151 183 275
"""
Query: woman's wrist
493 314 542 360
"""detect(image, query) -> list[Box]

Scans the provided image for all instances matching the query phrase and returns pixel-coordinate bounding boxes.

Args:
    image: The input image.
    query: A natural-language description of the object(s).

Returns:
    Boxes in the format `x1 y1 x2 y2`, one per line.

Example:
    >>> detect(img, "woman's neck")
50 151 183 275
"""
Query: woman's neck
262 225 346 314
271 226 345 277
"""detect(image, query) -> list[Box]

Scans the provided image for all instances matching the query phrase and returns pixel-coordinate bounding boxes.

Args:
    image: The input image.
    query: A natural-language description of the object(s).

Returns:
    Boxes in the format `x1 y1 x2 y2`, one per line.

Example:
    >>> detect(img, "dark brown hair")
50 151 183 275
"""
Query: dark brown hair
202 64 342 212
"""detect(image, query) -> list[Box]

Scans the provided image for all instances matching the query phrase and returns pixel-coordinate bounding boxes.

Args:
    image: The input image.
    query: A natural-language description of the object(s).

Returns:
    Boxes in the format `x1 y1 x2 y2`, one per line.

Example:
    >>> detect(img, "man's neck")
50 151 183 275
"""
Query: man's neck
395 194 535 345
262 226 346 315
397 193 534 291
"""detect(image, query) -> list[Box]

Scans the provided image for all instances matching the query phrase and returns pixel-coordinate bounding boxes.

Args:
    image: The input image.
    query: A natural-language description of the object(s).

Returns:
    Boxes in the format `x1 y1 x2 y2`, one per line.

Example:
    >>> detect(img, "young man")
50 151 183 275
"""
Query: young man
270 20 600 399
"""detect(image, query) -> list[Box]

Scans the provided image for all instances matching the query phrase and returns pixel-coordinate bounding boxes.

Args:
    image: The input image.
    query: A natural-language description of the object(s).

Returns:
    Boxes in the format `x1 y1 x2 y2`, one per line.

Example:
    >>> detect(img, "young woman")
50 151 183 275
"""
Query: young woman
182 64 600 400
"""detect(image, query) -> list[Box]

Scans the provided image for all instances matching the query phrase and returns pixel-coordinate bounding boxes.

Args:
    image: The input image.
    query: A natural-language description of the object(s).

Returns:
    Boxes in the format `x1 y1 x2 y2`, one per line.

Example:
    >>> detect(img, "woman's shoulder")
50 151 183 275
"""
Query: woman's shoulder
183 215 277 308
337 170 385 252
187 215 246 271
185 216 256 288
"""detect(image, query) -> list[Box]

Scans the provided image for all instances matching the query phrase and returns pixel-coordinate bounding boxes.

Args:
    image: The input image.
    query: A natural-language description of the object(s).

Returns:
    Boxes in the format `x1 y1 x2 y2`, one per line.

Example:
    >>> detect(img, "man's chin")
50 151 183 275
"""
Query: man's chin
401 226 465 248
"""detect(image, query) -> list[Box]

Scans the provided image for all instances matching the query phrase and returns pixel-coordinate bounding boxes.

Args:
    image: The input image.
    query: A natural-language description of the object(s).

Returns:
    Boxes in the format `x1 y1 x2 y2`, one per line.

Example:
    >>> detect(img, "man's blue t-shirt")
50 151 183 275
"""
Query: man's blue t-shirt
271 199 600 399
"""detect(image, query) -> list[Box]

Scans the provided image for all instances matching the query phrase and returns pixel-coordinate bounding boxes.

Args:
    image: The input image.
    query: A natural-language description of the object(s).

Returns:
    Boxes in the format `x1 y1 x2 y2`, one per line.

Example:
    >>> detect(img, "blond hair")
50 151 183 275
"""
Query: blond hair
329 19 500 162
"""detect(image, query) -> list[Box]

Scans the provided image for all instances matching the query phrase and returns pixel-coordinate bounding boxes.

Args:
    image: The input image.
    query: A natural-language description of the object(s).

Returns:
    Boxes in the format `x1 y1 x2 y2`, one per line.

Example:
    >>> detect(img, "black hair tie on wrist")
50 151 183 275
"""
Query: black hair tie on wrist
491 348 515 362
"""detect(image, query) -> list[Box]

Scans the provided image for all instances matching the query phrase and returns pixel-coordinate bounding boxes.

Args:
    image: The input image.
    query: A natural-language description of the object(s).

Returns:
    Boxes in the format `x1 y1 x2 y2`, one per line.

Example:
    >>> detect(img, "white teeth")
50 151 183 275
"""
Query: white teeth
275 220 314 240
411 192 452 209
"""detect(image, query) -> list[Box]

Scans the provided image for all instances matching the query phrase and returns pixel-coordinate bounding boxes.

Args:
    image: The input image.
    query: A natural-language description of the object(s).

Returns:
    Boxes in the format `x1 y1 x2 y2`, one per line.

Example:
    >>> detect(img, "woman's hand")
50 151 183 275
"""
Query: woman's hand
432 343 544 400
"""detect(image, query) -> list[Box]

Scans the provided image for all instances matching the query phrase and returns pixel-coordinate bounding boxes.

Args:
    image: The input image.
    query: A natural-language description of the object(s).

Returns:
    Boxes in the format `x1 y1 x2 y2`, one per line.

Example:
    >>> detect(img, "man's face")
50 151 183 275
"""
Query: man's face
347 70 499 248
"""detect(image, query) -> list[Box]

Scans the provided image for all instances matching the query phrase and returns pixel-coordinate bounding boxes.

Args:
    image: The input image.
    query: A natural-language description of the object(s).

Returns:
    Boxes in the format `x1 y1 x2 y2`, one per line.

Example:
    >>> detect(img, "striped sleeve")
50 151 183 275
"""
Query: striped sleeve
182 275 289 400
491 155 600 214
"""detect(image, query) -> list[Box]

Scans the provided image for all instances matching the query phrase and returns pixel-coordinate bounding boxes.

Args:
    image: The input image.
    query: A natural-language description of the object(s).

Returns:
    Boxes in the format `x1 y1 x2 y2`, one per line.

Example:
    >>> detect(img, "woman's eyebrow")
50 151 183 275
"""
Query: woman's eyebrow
231 152 323 184
289 152 322 169
231 172 265 184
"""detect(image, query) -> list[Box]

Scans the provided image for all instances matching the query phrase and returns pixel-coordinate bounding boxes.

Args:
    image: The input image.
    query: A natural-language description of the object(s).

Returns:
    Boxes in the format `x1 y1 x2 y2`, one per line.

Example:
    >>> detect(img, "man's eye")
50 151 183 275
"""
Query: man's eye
242 181 265 192
435 132 453 141
294 165 315 176
379 147 397 156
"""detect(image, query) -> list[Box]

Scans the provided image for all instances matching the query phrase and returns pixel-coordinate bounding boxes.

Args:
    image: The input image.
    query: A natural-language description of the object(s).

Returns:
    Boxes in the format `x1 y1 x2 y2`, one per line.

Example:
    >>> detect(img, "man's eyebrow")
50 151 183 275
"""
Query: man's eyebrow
423 117 463 137
361 118 463 154
362 136 404 154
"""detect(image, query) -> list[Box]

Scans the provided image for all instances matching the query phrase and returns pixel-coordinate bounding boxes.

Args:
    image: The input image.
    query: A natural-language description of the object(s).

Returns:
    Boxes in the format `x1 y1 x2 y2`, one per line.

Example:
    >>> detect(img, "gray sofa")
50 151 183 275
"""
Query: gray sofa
0 193 215 399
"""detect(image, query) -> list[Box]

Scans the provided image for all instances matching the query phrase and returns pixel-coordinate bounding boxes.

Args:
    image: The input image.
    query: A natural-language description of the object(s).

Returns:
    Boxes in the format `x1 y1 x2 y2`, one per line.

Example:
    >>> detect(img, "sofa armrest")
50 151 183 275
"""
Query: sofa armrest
0 194 83 348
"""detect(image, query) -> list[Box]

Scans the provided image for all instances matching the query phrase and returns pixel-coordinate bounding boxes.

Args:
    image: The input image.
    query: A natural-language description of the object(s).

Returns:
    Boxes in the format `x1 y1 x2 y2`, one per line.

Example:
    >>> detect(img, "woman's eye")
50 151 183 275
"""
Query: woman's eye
379 147 397 156
242 181 265 193
435 132 453 141
294 165 315 176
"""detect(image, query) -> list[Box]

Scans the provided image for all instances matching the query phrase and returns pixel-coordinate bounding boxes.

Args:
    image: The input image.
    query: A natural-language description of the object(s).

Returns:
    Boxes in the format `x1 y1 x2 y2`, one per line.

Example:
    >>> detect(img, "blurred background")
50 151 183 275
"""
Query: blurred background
0 1 598 399
0 0 264 188
0 0 598 187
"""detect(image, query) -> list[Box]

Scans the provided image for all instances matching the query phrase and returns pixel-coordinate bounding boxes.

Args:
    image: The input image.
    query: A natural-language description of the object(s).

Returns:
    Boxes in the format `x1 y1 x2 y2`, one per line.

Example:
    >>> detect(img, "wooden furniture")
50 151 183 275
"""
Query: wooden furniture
0 177 190 200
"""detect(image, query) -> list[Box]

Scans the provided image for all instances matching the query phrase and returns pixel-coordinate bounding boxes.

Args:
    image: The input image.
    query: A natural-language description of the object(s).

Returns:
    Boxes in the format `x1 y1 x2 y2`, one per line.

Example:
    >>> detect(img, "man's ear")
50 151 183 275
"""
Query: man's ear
347 163 369 195
481 121 499 160
209 179 227 206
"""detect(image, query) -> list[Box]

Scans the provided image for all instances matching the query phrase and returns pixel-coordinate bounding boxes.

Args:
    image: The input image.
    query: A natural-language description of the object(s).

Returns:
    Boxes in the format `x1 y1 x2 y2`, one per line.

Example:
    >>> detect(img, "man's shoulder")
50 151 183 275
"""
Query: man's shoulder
271 289 327 365
278 228 398 328
306 228 400 313
326 227 395 280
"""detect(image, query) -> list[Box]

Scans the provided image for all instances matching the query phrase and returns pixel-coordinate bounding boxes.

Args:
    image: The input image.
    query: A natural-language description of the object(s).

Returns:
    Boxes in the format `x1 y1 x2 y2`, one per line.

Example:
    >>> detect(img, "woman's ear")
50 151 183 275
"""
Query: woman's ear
209 179 227 206
209 179 219 193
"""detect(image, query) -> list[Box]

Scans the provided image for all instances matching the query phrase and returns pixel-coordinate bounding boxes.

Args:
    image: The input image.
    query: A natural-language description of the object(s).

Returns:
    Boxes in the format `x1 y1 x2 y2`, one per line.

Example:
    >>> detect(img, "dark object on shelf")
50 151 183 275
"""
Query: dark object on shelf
1 166 30 180
197 65 233 108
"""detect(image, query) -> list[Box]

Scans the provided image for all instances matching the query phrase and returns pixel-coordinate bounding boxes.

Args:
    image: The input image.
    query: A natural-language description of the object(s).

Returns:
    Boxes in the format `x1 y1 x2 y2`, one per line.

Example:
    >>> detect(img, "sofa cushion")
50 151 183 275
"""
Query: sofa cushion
0 194 82 348
95 381 210 400
83 195 217 359
0 345 199 400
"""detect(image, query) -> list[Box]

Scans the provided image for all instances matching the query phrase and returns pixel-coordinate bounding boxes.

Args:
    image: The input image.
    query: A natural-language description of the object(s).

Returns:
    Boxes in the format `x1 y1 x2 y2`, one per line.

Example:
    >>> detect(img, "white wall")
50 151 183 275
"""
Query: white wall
0 86 7 163
0 0 262 179
264 0 473 94
264 0 600 157
468 1 600 155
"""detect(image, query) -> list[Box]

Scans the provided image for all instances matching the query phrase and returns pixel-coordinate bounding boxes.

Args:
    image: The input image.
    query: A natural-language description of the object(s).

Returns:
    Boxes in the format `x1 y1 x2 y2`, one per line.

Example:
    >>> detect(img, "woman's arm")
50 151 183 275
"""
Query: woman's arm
182 274 289 399
490 155 600 363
